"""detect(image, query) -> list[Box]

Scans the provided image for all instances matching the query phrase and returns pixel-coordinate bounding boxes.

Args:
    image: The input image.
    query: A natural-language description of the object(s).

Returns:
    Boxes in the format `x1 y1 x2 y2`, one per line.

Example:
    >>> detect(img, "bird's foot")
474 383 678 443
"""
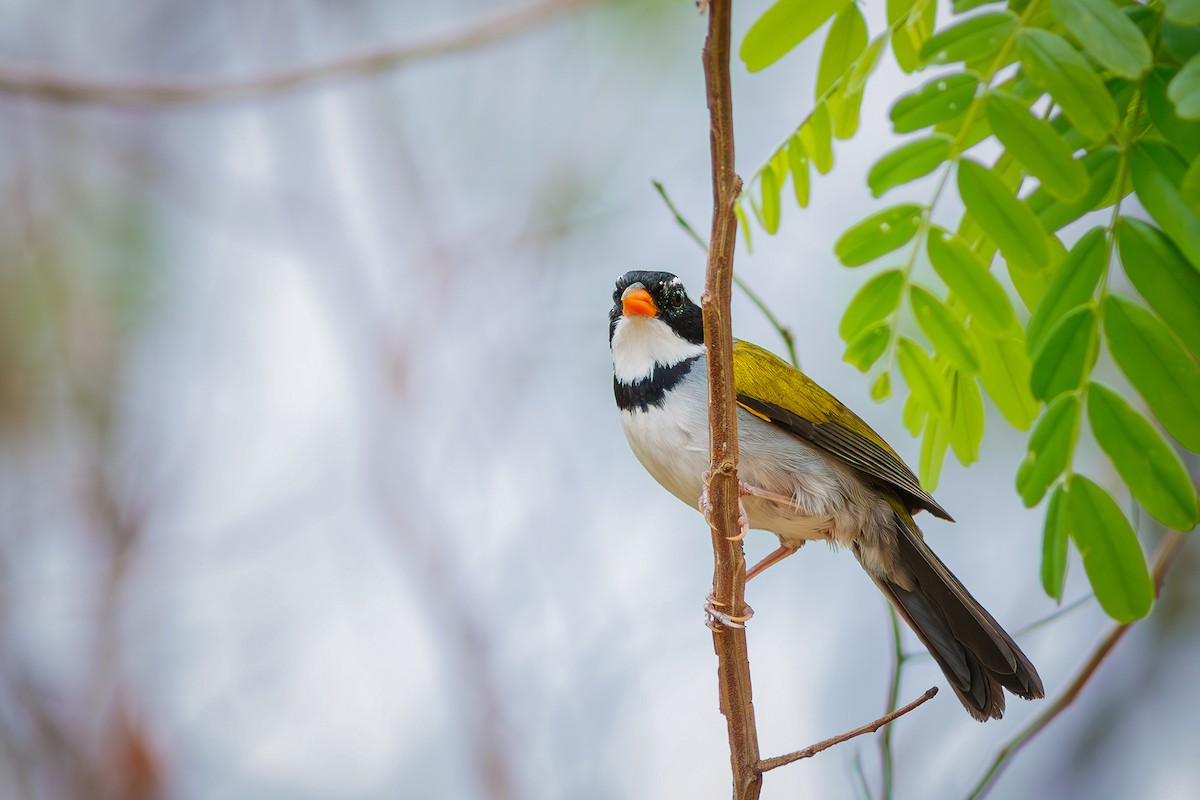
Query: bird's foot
705 592 754 630
698 471 751 541
745 543 803 581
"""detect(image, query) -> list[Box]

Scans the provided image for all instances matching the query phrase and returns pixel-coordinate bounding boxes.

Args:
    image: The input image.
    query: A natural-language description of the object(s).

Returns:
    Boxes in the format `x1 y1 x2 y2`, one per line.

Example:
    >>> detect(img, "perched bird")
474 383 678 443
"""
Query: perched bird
609 270 1043 721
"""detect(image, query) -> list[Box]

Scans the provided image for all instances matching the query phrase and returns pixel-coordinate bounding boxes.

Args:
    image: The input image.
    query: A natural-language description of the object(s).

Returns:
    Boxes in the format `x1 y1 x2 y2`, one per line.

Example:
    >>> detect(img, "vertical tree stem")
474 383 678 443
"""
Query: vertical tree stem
700 2 760 798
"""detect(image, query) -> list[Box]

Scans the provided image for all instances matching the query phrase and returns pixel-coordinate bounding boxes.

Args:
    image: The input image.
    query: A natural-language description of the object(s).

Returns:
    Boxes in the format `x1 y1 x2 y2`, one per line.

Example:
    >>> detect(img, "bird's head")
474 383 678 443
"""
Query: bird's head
609 271 705 383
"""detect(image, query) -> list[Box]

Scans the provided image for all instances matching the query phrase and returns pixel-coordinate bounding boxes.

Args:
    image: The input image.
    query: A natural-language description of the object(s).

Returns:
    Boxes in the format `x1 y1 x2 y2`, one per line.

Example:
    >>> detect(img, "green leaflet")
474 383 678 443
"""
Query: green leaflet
957 159 1050 272
760 165 781 234
1026 227 1106 352
1130 141 1200 268
1065 474 1154 623
1104 294 1200 452
1029 147 1120 233
903 391 927 437
817 4 868 97
890 72 980 133
919 11 1017 67
949 369 985 466
1049 0 1151 80
839 269 905 342
1184 158 1200 218
1016 392 1081 507
801 102 835 174
1030 304 1098 401
1146 68 1200 161
1117 218 1200 360
868 135 952 198
927 228 1018 333
909 285 979 372
1163 0 1200 26
891 0 937 74
872 371 893 401
919 411 951 492
970 323 1040 430
1163 18 1200 64
787 136 811 208
1087 382 1200 530
897 337 947 413
987 91 1088 202
1042 485 1069 603
835 204 923 266
844 324 891 372
1017 29 1118 141
1168 54 1200 120
741 0 851 73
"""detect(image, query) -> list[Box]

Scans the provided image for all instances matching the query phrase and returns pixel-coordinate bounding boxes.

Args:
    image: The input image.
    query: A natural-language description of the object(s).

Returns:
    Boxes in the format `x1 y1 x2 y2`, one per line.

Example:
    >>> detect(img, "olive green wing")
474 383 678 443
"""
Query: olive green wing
732 340 953 521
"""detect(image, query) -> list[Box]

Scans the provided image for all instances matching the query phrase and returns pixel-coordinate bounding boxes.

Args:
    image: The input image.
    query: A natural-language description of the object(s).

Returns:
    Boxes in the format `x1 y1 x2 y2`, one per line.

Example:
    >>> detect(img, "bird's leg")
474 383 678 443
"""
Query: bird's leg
745 543 802 581
705 592 754 630
737 481 799 509
698 470 751 542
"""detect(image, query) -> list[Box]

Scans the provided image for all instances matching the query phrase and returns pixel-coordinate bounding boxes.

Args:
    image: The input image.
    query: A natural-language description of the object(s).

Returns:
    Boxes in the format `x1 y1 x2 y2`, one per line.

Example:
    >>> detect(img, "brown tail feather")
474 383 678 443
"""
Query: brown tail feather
866 511 1044 721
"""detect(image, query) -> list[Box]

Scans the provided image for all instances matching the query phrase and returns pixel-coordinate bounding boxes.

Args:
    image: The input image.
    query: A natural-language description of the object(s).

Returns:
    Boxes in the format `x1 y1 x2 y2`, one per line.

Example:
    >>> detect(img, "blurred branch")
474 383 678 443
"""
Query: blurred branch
758 687 938 774
878 606 907 800
0 0 603 108
966 528 1190 800
697 2 760 799
651 179 799 368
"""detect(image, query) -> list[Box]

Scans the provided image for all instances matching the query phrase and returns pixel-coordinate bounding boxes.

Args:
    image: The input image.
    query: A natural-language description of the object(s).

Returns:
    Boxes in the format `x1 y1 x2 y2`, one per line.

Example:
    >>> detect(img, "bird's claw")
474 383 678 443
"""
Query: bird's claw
699 471 751 542
705 592 754 630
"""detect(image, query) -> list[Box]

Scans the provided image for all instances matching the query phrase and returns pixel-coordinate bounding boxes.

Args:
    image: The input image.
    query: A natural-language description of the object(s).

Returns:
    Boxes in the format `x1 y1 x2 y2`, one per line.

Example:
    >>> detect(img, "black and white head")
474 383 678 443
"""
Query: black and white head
609 270 705 384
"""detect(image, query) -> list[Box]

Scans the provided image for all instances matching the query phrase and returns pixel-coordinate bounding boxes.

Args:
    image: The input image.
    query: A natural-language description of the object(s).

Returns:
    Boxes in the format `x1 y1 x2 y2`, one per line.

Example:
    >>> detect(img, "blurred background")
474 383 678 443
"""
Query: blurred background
0 1 1197 798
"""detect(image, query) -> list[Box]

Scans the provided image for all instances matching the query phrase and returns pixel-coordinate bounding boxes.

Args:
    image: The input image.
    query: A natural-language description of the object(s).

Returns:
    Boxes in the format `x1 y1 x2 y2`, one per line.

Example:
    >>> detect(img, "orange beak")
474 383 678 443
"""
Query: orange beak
621 286 657 317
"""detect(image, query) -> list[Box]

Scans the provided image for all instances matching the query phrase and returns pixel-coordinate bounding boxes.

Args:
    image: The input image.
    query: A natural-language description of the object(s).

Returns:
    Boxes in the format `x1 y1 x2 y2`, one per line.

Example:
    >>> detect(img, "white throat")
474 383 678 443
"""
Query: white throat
611 316 705 383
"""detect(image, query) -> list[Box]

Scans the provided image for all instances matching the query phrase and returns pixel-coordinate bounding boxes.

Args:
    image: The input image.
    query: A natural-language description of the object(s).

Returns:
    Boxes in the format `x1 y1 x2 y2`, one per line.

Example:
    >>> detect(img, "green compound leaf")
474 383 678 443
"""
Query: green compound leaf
909 285 980 372
1050 0 1152 80
1017 29 1118 141
760 164 781 235
891 0 938 73
1117 218 1200 360
957 159 1050 272
741 0 851 73
840 269 905 342
868 135 953 198
1104 294 1200 452
919 412 951 492
1087 382 1200 530
1146 68 1200 161
787 136 811 208
1030 304 1098 402
835 204 923 266
1065 474 1154 623
801 102 836 174
919 11 1017 67
1042 485 1069 603
927 228 1018 333
1026 227 1106 352
1017 392 1081 508
897 337 947 413
987 91 1088 202
890 72 980 133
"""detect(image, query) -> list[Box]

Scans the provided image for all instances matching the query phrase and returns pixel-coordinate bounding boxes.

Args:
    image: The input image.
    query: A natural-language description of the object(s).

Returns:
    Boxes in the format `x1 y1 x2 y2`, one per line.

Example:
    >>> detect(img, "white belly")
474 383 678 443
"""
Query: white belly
618 371 877 546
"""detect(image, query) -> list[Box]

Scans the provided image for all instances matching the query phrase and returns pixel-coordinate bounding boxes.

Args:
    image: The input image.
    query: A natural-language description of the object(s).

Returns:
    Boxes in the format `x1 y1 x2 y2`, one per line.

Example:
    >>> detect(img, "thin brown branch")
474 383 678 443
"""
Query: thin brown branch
759 687 939 774
0 0 601 108
966 528 1190 800
699 2 759 799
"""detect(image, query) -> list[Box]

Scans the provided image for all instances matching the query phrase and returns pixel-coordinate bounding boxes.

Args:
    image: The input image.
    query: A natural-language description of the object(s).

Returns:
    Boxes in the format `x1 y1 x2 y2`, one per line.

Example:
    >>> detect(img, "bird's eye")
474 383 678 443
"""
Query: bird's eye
668 286 686 309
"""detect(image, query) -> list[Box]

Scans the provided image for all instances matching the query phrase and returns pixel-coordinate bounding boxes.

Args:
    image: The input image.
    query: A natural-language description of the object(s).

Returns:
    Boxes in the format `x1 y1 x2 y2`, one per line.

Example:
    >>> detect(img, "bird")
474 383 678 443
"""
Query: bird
608 269 1044 721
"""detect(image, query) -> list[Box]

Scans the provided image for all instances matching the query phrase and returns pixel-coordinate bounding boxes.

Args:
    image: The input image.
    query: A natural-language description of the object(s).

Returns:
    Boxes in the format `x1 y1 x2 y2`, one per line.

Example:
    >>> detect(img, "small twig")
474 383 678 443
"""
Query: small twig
879 606 907 800
0 0 600 107
966 529 1189 800
1012 593 1093 638
651 179 799 368
758 688 939 774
